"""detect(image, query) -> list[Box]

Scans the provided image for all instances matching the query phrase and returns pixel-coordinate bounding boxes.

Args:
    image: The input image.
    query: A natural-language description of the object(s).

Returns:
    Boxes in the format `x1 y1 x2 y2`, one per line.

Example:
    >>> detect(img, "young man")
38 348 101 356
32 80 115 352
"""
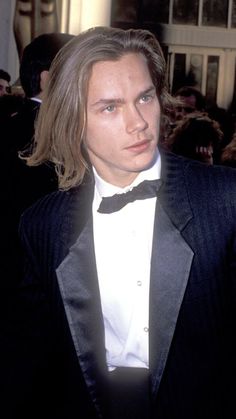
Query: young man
3 27 236 419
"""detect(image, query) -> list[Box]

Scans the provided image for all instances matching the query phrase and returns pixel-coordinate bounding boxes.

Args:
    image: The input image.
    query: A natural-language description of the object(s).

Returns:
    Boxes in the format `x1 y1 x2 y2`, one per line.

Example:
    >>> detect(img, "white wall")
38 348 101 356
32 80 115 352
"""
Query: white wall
0 0 19 84
61 0 112 34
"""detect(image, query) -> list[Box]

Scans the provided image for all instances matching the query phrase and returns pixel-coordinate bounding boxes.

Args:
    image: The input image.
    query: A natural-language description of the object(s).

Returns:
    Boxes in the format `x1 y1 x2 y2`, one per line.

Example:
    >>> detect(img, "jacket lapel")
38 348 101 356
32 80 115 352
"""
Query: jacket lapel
149 151 194 397
56 177 108 417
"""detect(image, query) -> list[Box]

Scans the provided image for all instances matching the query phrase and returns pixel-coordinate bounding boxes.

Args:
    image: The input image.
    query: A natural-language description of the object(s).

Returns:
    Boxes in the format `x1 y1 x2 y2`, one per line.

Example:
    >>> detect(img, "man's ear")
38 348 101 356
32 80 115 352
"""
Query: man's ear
40 70 49 93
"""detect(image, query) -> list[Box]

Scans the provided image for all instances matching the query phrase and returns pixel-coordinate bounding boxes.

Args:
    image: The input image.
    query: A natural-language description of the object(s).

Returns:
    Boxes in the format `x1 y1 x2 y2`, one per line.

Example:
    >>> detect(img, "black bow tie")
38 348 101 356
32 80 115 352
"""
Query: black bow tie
97 179 162 214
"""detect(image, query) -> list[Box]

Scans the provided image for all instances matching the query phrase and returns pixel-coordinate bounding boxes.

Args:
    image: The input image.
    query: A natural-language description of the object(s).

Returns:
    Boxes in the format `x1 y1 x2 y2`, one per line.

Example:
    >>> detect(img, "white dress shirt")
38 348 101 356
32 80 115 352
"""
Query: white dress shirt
92 152 161 370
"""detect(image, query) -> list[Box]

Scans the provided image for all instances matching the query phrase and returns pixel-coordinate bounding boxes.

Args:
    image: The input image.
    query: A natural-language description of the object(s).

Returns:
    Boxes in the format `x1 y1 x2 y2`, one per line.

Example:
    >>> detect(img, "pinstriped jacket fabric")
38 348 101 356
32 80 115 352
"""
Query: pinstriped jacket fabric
2 151 236 419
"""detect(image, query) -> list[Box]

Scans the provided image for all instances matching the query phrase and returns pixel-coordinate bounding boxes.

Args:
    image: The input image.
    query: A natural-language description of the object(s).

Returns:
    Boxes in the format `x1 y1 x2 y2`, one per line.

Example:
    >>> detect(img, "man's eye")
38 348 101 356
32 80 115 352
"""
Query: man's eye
140 94 152 103
104 104 116 113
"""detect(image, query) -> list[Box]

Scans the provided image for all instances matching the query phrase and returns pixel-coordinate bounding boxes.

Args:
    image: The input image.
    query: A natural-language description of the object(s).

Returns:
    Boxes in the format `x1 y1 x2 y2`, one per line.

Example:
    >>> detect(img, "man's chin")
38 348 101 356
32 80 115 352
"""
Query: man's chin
133 150 159 173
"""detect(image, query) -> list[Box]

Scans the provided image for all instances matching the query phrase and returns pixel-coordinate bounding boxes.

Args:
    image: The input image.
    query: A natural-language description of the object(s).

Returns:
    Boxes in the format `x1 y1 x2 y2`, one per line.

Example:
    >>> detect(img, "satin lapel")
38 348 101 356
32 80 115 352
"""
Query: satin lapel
56 179 107 416
149 151 194 397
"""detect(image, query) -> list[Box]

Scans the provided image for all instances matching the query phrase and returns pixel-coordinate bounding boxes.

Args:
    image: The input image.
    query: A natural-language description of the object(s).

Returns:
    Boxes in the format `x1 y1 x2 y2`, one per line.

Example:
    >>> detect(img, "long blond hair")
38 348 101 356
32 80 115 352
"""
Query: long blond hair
23 26 175 190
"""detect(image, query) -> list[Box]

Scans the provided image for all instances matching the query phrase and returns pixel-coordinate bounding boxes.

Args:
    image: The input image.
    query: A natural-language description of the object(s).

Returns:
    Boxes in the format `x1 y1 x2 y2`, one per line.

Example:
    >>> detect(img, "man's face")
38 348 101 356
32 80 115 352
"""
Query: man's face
175 94 197 120
0 78 10 96
85 53 161 187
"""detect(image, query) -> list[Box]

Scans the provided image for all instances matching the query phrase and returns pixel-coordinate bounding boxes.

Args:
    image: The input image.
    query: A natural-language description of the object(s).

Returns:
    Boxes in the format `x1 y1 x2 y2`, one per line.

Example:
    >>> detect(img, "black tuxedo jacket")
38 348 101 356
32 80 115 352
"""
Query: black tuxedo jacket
1 98 58 292
2 151 236 419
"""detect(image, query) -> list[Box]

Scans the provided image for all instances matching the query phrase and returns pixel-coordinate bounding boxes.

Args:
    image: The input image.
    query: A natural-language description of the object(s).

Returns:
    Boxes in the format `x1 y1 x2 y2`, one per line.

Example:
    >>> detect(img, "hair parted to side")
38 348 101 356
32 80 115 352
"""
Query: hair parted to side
23 26 174 190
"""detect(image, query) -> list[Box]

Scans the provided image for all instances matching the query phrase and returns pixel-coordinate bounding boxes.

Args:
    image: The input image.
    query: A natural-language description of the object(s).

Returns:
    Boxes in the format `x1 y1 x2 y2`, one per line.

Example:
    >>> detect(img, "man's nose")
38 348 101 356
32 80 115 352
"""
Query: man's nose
125 105 148 134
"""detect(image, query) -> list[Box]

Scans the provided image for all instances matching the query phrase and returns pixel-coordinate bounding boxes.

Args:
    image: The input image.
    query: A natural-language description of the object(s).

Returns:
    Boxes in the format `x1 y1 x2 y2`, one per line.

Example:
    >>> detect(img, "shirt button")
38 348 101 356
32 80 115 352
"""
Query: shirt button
144 327 149 333
137 281 142 286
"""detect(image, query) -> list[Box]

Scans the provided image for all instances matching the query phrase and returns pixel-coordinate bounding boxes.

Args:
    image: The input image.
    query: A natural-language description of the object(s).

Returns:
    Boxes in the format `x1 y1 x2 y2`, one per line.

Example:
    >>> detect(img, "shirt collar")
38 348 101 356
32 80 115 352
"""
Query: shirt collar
30 97 42 103
93 148 161 199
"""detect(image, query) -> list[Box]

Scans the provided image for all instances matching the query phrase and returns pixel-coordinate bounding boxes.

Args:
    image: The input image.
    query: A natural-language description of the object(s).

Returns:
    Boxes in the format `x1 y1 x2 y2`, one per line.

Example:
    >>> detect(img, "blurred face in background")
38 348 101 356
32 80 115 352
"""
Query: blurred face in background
175 94 197 120
0 78 10 96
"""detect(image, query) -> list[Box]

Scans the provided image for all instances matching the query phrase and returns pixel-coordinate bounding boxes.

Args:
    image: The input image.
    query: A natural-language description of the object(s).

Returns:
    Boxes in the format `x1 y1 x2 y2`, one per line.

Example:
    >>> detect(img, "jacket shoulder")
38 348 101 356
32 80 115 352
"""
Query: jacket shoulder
161 150 236 223
19 187 79 241
185 157 236 199
163 149 236 192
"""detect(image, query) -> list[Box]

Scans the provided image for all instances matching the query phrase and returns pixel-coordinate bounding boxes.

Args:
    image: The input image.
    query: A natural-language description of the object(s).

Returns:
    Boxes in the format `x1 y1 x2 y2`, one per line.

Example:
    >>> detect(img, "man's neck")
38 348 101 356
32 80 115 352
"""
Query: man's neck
93 151 161 198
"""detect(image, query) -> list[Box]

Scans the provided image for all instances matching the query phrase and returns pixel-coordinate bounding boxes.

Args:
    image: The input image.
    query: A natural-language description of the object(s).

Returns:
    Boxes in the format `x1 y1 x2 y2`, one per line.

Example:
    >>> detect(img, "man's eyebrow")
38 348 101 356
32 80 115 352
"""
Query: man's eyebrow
135 86 157 102
90 97 125 108
140 86 156 94
90 85 156 108
135 85 157 100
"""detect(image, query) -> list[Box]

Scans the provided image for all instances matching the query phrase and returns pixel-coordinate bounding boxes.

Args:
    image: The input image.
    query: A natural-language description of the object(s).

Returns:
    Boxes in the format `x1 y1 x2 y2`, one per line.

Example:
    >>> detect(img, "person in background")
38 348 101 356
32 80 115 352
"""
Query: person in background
10 32 74 152
165 112 224 165
162 85 206 142
0 69 11 96
173 85 206 121
0 33 74 325
173 85 234 158
1 26 236 419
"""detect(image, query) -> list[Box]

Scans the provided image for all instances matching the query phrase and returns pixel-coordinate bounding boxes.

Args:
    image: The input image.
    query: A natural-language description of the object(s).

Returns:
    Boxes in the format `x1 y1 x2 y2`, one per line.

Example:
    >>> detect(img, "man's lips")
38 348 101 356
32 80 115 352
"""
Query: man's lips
125 139 151 152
